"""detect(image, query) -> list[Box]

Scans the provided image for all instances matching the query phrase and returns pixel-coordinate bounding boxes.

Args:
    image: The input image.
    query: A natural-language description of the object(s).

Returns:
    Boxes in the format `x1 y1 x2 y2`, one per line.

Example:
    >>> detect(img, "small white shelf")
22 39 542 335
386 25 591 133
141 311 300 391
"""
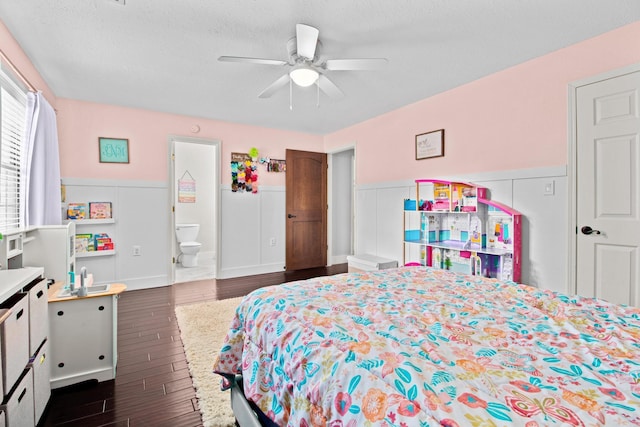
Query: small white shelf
76 250 116 258
65 218 115 225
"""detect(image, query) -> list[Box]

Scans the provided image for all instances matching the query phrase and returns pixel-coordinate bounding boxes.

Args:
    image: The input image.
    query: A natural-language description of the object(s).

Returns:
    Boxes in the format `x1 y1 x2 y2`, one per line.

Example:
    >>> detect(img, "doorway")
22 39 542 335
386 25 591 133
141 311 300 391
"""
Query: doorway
328 147 355 265
283 147 355 271
569 64 640 306
169 136 221 284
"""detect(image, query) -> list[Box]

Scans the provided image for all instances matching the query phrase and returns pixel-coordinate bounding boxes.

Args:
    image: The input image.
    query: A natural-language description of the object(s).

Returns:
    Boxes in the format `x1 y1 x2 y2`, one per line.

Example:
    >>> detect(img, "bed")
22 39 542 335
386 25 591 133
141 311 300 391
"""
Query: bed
213 267 640 426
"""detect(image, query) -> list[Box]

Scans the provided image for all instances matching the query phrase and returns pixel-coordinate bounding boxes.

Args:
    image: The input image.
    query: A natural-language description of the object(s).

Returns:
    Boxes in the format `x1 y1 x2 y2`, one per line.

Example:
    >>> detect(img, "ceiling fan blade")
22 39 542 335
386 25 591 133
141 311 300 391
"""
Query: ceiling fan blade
218 56 287 66
258 74 291 98
325 58 388 71
317 75 344 99
296 24 319 60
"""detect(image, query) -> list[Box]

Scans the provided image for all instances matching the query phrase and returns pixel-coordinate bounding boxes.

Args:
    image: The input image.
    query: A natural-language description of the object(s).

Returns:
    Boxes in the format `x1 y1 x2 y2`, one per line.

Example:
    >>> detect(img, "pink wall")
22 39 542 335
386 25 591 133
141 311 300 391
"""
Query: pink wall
325 21 640 184
4 18 640 186
3 16 322 185
56 98 323 184
0 20 55 106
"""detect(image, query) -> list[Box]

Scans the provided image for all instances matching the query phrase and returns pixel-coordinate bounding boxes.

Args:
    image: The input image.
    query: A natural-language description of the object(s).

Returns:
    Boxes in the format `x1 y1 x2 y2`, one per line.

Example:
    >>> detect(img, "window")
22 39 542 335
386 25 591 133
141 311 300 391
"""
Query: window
0 65 28 231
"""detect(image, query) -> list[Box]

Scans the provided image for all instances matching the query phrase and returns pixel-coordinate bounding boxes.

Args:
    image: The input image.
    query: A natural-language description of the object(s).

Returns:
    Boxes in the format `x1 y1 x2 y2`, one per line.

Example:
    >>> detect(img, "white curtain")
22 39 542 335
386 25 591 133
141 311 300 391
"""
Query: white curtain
22 91 61 226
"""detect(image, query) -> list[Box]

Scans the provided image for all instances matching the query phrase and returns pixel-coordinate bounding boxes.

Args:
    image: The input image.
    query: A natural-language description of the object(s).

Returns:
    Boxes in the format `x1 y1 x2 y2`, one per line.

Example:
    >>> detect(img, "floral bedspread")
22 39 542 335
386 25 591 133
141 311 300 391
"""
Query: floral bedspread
213 267 640 426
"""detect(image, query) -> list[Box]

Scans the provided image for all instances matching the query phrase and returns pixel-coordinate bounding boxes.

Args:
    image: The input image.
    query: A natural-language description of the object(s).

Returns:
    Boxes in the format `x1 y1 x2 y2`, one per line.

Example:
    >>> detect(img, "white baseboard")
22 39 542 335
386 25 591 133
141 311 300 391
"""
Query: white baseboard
330 254 349 265
218 263 285 279
111 275 170 291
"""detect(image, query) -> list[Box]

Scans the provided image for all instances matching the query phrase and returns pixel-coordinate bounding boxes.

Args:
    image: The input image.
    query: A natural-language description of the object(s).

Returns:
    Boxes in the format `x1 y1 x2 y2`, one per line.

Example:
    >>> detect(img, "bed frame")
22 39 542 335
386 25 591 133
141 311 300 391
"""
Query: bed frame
225 374 276 427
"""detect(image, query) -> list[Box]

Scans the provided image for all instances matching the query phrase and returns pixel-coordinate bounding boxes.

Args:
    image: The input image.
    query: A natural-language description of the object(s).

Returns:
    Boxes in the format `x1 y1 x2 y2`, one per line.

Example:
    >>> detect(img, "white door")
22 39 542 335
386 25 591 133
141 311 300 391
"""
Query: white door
576 71 640 306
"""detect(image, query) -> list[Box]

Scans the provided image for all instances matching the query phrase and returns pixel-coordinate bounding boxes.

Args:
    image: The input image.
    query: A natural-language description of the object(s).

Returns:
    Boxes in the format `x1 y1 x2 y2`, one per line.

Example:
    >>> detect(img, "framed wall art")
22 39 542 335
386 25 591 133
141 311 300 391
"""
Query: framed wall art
415 129 445 160
99 137 130 163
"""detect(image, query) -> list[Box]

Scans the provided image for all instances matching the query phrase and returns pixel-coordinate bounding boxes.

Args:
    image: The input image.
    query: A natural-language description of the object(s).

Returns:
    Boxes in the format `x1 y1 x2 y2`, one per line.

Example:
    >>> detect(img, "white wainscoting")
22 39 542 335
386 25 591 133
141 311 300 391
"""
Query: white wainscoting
354 166 569 293
218 186 286 279
63 167 569 293
62 178 170 291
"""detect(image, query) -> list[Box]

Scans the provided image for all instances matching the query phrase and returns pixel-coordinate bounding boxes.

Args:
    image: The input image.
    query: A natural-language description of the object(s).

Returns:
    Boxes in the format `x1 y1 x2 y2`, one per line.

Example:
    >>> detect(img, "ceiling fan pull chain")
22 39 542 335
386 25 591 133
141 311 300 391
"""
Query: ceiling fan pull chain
289 79 293 110
316 80 320 108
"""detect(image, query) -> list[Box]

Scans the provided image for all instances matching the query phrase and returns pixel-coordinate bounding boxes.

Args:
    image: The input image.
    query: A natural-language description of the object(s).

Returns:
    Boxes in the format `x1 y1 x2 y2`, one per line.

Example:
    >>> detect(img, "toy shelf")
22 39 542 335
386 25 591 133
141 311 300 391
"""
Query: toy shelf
403 179 522 282
64 201 116 257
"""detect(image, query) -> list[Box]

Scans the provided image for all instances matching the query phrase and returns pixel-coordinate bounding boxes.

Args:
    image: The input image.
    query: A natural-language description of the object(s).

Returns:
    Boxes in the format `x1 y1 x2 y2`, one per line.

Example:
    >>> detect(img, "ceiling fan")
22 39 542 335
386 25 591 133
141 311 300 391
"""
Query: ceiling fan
218 24 388 101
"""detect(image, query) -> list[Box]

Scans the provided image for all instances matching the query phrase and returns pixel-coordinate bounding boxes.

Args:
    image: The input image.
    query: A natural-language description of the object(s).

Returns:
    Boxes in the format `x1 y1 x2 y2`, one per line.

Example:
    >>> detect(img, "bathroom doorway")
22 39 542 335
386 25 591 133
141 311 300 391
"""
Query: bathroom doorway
169 136 221 284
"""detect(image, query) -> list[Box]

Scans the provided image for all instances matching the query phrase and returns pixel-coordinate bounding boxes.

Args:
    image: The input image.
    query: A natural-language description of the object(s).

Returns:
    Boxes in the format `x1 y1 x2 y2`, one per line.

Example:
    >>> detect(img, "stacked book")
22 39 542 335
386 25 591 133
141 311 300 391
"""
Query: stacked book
75 233 114 253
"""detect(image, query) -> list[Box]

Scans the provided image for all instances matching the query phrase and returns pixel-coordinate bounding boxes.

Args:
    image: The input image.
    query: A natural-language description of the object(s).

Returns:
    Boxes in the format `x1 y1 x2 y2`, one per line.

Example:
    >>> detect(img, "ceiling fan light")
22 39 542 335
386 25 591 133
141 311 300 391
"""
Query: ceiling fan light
290 67 319 87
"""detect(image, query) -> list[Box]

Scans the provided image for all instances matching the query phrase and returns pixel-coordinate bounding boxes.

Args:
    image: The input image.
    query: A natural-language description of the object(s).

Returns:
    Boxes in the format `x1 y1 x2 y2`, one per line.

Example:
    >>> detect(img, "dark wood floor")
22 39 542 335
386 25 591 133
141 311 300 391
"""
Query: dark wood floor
40 264 347 427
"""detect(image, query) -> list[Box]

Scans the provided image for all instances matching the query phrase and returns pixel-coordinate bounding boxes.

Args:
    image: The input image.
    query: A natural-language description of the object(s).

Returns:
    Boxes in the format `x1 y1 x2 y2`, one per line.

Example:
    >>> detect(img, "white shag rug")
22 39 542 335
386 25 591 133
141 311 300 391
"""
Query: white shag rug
175 296 243 427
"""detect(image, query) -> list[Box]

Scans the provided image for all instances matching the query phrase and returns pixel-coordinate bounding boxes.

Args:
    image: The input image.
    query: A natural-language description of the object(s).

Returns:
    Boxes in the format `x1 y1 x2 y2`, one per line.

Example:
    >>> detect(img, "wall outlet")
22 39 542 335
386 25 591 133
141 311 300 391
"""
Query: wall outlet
269 237 276 247
544 181 555 196
133 245 141 256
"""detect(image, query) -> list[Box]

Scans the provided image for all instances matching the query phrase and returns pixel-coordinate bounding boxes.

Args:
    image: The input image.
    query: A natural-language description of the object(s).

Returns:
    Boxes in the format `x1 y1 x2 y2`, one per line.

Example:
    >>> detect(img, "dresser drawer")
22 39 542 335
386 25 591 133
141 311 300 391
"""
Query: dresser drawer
2 367 33 427
30 340 49 425
0 294 29 396
23 279 48 356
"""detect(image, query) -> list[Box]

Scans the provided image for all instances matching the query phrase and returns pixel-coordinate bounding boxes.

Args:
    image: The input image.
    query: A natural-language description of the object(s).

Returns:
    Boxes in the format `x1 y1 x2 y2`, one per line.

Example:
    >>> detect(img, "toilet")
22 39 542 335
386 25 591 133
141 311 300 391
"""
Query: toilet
175 223 202 267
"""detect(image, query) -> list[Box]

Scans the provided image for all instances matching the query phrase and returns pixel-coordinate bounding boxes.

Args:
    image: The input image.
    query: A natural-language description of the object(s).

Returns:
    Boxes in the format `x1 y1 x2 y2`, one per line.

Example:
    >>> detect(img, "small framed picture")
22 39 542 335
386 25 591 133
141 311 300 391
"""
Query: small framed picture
415 129 445 160
99 137 129 163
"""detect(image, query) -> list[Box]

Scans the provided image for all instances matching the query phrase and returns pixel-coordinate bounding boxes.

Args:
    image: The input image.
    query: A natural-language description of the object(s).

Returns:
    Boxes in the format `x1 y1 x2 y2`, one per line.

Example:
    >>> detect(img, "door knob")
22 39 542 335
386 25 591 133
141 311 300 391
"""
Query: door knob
581 226 601 235
287 214 297 218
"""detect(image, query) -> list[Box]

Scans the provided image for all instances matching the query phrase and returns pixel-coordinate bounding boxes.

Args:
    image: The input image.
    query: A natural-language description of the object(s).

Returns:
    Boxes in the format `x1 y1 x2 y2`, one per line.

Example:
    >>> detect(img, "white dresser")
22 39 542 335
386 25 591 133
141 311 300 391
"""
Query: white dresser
0 267 50 427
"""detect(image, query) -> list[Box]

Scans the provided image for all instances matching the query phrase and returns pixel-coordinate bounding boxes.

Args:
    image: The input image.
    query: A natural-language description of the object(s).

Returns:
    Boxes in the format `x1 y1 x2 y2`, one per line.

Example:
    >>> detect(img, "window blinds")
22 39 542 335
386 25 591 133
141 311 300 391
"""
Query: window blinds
0 71 27 231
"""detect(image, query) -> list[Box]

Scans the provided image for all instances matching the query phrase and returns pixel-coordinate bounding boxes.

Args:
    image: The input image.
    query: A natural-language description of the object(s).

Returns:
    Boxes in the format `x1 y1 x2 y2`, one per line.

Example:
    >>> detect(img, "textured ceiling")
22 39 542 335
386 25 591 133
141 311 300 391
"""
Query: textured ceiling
1 1 639 135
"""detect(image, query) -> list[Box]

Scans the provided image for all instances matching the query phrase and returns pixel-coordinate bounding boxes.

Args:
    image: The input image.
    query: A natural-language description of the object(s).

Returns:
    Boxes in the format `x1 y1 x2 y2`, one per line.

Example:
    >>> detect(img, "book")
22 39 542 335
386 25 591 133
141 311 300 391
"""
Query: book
89 202 112 219
67 203 87 219
94 233 114 250
75 233 93 253
95 238 113 251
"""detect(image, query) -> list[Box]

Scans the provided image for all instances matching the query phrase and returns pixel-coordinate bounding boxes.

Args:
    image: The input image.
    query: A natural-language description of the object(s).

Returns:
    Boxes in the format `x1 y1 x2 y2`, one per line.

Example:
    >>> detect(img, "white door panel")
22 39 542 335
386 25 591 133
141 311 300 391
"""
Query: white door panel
576 71 640 306
595 244 636 306
595 135 635 217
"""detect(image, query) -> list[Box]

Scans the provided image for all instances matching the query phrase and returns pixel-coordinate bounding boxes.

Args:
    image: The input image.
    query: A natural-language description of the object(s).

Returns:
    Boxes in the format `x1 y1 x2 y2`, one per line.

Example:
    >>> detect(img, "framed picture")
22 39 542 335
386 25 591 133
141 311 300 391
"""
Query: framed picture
415 129 445 160
99 137 129 163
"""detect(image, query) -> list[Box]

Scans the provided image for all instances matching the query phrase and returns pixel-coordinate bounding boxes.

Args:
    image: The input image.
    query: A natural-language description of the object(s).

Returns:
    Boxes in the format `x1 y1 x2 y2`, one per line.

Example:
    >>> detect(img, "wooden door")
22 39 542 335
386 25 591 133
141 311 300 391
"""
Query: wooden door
576 71 640 306
285 149 327 271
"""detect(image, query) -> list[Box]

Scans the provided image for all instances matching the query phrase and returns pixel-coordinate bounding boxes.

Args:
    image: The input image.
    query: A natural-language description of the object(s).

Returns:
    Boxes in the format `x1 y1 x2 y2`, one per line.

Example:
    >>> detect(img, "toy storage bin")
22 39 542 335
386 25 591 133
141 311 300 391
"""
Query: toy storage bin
403 199 417 210
2 367 34 427
0 294 29 396
23 279 47 356
347 254 398 273
29 339 49 425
